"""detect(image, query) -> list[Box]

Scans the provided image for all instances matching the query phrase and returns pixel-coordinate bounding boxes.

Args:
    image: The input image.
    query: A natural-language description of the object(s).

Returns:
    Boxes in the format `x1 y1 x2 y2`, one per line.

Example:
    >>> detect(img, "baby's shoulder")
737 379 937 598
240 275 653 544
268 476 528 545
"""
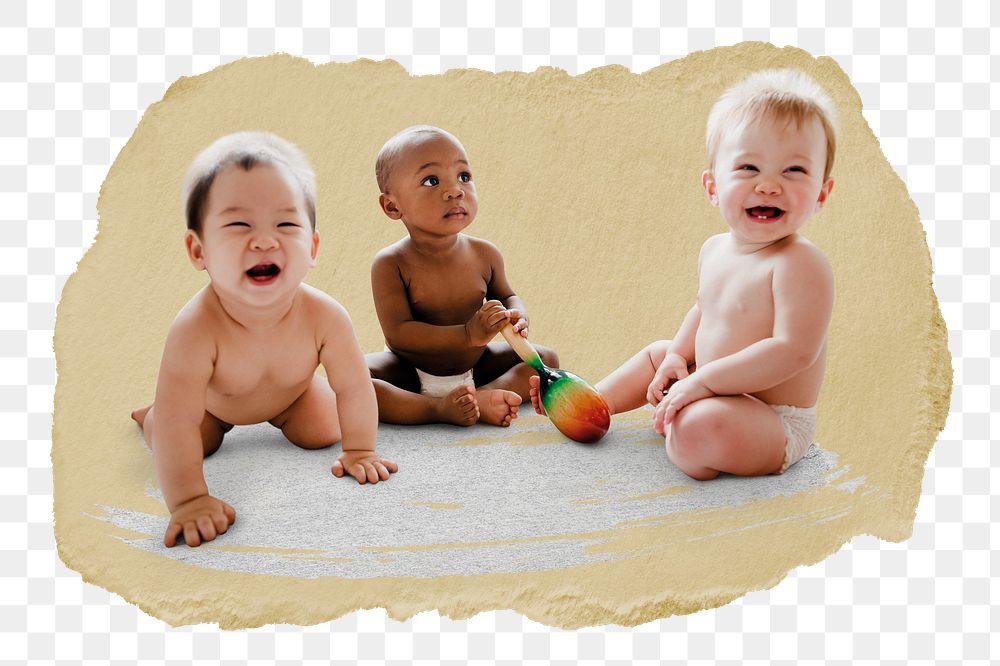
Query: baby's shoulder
164 288 222 353
372 238 408 267
463 235 504 263
774 235 831 273
299 283 348 320
697 233 730 263
700 233 728 252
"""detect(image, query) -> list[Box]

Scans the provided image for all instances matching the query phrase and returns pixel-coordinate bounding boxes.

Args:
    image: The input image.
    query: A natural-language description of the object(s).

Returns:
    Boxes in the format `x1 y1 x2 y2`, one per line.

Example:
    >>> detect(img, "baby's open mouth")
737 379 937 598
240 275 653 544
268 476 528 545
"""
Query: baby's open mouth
746 206 784 221
246 262 281 283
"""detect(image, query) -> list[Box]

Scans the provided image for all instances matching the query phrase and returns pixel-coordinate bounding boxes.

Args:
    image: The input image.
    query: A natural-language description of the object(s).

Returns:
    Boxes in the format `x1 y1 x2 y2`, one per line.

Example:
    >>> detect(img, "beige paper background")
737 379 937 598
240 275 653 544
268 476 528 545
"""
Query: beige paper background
53 43 951 628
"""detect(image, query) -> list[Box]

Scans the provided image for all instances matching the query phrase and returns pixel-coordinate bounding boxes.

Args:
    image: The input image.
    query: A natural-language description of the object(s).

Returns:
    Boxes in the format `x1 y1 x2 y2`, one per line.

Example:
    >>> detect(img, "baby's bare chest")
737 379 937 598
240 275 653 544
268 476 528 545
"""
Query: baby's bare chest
209 330 320 397
404 262 490 325
699 260 775 324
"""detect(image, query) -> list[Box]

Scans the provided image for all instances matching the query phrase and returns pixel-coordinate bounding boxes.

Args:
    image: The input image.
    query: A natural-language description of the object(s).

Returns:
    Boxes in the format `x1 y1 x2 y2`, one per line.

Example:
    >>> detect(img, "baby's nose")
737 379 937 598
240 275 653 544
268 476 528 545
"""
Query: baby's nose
250 232 279 249
755 179 781 194
445 184 464 198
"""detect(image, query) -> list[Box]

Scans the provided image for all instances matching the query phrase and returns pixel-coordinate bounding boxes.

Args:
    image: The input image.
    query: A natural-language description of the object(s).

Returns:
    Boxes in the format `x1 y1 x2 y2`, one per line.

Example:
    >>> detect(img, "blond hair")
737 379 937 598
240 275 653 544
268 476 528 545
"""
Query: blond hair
706 69 837 181
182 132 316 233
375 125 463 194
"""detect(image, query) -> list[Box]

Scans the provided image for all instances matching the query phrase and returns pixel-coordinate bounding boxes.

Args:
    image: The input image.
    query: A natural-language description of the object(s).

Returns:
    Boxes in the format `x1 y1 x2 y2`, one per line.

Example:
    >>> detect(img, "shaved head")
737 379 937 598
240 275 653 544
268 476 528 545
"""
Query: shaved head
375 125 465 194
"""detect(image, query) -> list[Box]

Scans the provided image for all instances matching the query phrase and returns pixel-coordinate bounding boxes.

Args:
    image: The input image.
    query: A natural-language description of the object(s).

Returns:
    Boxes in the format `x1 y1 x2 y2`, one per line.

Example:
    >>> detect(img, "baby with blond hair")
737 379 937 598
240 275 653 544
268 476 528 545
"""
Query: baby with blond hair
533 69 837 479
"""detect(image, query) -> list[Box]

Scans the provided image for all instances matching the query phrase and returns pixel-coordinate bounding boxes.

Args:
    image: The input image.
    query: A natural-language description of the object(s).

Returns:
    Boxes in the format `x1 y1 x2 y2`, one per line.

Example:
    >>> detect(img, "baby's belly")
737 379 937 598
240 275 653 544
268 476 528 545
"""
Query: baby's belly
205 378 313 425
697 325 825 408
748 367 824 409
392 345 486 377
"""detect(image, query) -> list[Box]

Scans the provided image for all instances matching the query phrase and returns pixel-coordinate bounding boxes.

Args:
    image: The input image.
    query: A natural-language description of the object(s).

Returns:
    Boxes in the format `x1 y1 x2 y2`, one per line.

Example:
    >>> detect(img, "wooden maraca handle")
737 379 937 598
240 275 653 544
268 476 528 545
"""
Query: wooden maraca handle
500 323 542 367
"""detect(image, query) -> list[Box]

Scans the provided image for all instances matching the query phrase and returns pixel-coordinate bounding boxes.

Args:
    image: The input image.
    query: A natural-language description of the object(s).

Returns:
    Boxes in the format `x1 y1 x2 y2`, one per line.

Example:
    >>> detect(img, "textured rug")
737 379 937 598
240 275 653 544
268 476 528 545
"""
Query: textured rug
100 413 847 579
53 45 950 628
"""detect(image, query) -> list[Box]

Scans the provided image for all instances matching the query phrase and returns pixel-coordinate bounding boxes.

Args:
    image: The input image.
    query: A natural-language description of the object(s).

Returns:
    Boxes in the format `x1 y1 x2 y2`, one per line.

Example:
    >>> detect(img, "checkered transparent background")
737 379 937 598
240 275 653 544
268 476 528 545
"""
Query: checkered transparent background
1 1 995 663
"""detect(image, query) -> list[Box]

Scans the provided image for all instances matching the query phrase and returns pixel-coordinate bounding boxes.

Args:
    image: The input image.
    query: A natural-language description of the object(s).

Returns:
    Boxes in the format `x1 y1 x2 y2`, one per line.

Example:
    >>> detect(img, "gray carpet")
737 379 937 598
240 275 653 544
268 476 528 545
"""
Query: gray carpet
101 411 848 579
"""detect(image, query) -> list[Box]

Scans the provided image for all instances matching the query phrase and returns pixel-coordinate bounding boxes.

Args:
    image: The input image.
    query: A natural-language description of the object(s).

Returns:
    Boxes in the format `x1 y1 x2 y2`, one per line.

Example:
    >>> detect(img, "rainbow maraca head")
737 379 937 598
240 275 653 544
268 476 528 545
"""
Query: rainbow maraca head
537 366 611 444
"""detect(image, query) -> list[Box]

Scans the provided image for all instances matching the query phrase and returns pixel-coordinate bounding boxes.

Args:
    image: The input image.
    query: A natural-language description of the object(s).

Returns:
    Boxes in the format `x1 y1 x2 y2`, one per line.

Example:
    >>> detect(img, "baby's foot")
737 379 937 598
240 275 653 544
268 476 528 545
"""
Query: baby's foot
434 386 479 426
528 376 545 415
131 405 151 426
476 389 521 427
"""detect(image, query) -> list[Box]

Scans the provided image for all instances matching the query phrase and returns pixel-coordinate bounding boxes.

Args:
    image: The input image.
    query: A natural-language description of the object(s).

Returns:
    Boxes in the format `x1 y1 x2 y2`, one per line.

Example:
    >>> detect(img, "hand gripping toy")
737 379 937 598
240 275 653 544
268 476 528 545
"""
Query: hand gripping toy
500 324 610 443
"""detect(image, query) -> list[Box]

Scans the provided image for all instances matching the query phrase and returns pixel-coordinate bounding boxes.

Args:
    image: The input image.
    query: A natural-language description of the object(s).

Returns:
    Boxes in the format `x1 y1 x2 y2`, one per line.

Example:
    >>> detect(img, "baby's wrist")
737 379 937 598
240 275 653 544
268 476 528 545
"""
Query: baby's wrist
168 490 209 513
664 351 688 366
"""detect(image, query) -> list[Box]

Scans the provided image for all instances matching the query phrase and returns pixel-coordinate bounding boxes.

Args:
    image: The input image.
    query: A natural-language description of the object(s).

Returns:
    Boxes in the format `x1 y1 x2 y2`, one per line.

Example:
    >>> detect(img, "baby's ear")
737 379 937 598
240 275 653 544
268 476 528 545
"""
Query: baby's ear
310 231 319 265
185 230 206 270
815 178 835 210
379 193 402 220
701 170 717 205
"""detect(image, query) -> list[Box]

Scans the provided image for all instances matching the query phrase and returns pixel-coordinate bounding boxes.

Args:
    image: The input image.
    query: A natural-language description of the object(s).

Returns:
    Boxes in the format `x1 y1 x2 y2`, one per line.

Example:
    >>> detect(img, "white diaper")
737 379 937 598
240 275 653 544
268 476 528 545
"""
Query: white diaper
771 404 817 474
414 367 475 398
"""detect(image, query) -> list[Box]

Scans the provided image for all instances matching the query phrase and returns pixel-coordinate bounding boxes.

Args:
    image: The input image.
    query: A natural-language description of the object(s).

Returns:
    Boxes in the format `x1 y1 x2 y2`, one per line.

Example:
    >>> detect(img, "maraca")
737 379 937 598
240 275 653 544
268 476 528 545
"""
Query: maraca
500 324 610 443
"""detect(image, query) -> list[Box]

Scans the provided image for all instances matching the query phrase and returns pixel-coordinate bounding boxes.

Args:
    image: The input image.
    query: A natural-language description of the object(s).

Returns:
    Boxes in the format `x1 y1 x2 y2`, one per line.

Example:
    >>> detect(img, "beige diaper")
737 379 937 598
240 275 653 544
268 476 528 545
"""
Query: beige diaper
771 404 817 474
414 367 475 398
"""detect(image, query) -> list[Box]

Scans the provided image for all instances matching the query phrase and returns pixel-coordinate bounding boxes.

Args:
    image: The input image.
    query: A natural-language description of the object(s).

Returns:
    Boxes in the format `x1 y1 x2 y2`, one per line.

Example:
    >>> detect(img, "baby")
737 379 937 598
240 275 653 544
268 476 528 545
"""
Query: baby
367 125 558 427
132 132 396 548
533 69 836 479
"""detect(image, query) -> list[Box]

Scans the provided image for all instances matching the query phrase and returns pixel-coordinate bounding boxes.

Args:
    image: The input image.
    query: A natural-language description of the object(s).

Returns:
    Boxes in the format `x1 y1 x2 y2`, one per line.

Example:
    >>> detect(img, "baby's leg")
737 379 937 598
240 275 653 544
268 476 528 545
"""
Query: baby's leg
367 350 420 392
131 404 230 457
373 379 479 426
472 343 549 426
269 374 342 449
666 395 786 480
474 342 558 399
367 351 478 426
595 340 672 414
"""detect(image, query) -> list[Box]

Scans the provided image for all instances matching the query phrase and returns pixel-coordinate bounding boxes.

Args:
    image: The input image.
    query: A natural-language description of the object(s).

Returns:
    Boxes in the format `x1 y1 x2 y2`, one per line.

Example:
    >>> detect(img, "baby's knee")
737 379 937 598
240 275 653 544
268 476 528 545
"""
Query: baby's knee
288 428 340 451
664 421 719 481
535 344 559 369
292 439 336 451
672 403 718 441
669 403 726 458
644 339 672 364
278 412 341 451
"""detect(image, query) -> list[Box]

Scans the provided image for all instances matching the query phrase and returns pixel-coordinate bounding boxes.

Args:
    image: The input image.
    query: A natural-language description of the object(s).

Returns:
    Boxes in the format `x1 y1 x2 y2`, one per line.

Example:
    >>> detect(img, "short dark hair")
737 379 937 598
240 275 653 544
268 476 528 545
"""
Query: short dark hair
182 132 317 233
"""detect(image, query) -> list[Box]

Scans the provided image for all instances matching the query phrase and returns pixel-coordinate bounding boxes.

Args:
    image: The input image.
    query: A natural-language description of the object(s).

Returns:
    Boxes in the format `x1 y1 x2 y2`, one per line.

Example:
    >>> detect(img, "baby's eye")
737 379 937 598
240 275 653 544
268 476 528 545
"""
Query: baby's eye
459 172 472 183
786 166 808 174
737 164 758 172
421 175 439 187
277 222 300 228
225 221 250 228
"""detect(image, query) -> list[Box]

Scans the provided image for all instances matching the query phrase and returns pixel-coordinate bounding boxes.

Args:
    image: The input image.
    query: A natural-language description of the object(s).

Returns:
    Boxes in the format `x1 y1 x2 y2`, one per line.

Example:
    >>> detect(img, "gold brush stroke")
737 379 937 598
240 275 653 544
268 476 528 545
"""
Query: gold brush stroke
573 485 690 506
444 427 568 448
53 44 951 628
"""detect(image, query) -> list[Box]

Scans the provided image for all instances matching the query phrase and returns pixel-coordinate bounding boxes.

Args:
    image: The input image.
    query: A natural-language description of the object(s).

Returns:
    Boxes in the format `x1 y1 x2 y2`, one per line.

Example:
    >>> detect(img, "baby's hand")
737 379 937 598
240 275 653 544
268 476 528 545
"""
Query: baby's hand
164 494 236 548
465 300 509 346
507 309 529 337
646 353 690 406
332 450 398 484
653 375 713 434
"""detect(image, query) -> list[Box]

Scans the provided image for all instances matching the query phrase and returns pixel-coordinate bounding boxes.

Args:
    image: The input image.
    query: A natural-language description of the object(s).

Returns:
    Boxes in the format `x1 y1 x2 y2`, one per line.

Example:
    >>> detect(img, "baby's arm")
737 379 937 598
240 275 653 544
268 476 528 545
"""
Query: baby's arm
318 299 396 484
371 250 505 352
647 303 700 405
697 246 832 393
151 318 235 547
481 241 530 337
661 245 833 424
